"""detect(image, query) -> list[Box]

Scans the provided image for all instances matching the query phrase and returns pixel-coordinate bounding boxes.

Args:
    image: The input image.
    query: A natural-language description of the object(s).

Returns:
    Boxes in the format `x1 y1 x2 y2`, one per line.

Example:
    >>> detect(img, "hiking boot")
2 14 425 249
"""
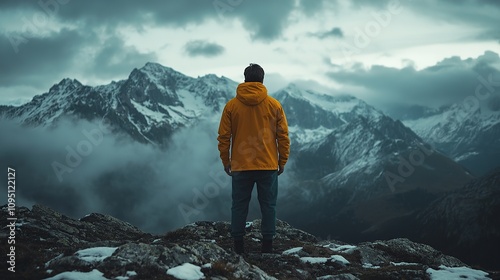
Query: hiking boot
262 239 273 253
234 239 244 254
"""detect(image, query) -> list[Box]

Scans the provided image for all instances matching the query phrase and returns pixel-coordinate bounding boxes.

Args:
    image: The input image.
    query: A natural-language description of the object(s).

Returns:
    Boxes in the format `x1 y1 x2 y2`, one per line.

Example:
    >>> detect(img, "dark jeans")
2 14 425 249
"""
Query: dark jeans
231 170 278 241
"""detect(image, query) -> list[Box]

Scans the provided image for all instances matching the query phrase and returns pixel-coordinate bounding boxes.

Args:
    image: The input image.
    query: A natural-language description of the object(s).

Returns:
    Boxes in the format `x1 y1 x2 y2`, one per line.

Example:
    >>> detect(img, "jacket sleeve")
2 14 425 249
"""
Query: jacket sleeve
217 104 232 167
276 106 290 167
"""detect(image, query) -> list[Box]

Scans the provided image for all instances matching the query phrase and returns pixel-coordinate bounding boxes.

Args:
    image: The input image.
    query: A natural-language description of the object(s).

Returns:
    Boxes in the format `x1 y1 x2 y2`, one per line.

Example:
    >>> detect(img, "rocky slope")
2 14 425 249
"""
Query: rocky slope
416 168 500 270
1 205 497 280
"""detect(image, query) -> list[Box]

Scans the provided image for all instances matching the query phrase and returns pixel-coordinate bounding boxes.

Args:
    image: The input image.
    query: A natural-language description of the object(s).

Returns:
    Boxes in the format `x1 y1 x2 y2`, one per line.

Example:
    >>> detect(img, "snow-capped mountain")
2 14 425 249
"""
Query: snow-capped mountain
3 62 237 144
2 64 473 234
273 84 473 244
2 62 493 270
403 100 500 176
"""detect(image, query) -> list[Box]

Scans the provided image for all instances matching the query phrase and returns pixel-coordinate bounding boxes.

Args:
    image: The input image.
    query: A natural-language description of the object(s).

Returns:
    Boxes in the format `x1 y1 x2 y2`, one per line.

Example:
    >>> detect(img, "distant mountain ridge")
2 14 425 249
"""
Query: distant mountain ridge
0 62 477 233
274 83 474 245
2 62 499 271
403 100 500 176
3 62 237 144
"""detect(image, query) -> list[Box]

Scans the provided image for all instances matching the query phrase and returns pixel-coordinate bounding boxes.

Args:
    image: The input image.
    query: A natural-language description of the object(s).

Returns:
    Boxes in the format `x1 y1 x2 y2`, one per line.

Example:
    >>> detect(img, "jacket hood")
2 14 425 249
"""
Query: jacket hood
236 82 268 106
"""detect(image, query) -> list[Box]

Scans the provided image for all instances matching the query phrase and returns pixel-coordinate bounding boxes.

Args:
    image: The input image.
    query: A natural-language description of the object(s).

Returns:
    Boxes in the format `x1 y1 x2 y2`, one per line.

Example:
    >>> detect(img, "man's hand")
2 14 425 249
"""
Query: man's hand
224 164 232 176
278 165 284 176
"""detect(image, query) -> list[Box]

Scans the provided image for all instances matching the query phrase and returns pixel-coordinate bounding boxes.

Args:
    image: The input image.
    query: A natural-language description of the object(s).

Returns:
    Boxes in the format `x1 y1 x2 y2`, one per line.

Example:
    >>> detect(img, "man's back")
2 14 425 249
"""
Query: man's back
218 82 289 172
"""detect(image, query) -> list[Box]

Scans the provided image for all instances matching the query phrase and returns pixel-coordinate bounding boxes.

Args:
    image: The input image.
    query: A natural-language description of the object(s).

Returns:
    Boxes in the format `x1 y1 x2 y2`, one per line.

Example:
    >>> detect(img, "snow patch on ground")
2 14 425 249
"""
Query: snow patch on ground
391 261 419 266
283 247 303 255
166 263 205 280
45 269 108 280
300 256 330 264
114 271 138 280
427 265 491 280
75 247 118 263
323 243 357 254
300 255 350 265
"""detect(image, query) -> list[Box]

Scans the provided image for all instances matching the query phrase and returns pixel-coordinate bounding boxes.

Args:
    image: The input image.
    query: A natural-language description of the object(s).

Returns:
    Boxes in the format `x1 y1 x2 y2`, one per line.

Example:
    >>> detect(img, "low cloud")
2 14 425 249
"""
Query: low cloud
0 118 235 233
184 40 225 58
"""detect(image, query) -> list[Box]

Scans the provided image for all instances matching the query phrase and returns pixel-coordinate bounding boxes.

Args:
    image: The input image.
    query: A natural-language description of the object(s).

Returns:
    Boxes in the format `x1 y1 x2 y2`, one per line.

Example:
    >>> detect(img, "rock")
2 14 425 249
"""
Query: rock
1 204 496 280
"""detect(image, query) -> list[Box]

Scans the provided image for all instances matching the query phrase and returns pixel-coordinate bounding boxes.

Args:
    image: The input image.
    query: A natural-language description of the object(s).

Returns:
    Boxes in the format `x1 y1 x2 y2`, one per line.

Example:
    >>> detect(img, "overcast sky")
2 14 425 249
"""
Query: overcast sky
1 0 499 110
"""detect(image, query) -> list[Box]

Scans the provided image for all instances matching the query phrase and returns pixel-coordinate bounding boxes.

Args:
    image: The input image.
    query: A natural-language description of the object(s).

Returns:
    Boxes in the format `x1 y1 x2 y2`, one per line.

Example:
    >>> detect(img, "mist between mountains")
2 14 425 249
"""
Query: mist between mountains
51 116 112 182
384 71 500 192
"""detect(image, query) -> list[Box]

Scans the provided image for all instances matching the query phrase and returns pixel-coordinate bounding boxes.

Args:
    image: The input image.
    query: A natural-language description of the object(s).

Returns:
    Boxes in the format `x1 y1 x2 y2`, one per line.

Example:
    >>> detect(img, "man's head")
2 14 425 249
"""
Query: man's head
244 63 265 83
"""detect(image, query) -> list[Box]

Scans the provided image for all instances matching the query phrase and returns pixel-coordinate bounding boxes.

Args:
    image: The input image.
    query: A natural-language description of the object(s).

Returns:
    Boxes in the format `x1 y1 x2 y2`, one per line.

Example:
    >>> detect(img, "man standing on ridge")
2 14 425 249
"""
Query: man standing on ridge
217 63 290 254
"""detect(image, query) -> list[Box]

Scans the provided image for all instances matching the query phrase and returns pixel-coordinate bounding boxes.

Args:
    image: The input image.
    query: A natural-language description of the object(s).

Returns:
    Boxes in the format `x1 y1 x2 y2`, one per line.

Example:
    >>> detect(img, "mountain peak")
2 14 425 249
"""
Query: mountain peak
49 78 82 93
276 83 381 118
279 83 354 102
140 62 179 75
130 62 188 89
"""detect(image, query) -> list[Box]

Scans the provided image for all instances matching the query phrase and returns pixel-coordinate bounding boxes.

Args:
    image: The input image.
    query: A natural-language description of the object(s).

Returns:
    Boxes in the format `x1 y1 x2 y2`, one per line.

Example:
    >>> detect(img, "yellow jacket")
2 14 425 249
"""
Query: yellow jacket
217 82 290 171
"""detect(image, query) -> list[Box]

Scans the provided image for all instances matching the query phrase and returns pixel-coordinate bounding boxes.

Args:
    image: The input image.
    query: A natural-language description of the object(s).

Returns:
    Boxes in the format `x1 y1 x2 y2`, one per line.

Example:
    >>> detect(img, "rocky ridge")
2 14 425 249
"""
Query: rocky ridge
1 205 497 280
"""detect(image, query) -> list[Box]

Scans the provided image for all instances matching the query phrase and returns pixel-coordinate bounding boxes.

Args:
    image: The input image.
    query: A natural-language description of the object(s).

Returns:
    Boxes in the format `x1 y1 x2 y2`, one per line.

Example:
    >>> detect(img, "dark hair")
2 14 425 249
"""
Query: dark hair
244 63 264 83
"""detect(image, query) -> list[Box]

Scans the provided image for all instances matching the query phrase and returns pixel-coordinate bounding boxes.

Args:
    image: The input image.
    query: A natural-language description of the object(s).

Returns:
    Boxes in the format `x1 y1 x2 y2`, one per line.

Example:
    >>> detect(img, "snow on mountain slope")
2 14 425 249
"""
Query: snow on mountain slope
4 78 88 126
273 84 382 131
273 84 473 245
3 62 237 144
404 101 500 176
276 83 381 117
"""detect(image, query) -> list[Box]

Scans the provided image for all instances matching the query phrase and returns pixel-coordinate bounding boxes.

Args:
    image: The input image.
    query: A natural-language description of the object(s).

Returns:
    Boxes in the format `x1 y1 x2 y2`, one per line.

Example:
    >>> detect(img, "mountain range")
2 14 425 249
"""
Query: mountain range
1 62 499 270
403 100 500 176
2 63 236 145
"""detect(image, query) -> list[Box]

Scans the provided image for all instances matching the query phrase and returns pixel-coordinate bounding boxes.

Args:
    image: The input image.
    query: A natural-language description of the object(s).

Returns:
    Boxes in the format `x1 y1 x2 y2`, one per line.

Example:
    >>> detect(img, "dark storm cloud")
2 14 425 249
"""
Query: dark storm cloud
0 0 314 93
231 0 295 41
0 0 301 41
184 40 225 58
425 0 500 41
0 29 83 87
349 0 500 41
327 51 500 109
346 0 500 34
54 1 213 30
84 35 157 80
0 27 155 92
298 0 332 16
